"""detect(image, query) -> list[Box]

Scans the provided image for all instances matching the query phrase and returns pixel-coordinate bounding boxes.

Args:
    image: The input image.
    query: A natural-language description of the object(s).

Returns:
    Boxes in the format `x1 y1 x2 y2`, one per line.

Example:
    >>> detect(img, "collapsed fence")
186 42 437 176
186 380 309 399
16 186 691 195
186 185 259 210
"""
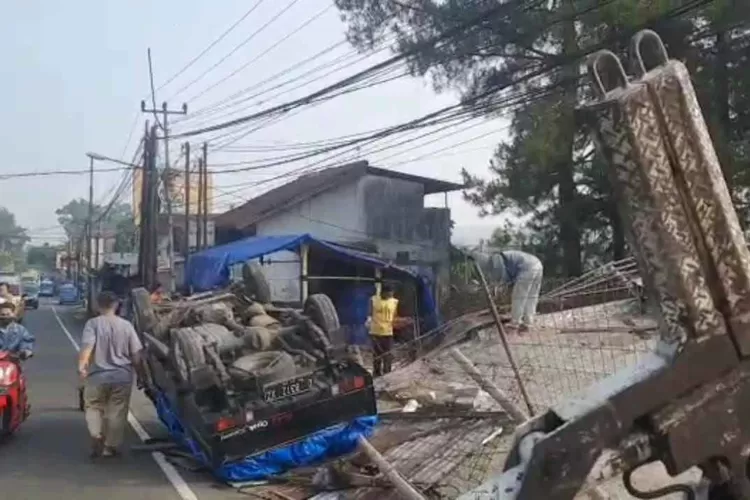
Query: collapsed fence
341 256 655 498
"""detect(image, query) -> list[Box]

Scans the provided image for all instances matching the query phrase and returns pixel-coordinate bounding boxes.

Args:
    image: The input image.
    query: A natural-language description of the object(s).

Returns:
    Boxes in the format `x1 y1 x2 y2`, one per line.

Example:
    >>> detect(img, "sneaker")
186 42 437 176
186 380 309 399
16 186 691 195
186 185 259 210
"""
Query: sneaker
102 446 120 458
90 437 104 459
519 324 530 333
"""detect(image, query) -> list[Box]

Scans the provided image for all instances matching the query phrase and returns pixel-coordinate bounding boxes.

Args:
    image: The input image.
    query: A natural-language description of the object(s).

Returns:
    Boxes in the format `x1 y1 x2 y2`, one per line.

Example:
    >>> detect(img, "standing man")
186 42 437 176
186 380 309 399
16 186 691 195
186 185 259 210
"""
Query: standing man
366 284 399 377
481 250 544 333
78 291 145 459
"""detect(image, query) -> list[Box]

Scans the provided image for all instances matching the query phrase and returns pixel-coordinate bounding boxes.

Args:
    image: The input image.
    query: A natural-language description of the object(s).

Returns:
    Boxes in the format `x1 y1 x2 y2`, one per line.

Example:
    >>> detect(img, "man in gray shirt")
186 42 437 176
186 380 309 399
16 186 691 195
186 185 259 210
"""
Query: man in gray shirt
78 291 145 458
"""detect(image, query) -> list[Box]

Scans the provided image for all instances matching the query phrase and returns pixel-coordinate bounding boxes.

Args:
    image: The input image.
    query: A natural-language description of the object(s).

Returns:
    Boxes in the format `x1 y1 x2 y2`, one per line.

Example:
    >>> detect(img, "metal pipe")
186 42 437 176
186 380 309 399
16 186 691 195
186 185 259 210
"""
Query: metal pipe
449 347 527 423
470 256 535 415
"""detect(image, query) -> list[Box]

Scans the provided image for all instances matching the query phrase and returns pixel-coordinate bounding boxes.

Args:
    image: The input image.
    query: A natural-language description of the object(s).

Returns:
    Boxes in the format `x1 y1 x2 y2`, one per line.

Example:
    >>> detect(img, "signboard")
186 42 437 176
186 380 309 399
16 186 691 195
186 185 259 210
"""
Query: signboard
133 168 213 225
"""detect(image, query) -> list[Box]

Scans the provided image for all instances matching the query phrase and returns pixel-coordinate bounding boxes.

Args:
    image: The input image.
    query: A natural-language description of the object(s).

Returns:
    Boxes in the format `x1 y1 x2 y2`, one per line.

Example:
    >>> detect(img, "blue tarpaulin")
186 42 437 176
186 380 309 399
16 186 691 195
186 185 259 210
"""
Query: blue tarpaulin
153 389 378 483
186 234 439 330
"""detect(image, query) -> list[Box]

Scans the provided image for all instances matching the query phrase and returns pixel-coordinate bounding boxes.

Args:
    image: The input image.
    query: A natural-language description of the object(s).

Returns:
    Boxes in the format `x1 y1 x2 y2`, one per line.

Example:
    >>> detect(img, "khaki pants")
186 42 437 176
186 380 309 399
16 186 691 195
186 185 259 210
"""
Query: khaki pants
83 381 132 449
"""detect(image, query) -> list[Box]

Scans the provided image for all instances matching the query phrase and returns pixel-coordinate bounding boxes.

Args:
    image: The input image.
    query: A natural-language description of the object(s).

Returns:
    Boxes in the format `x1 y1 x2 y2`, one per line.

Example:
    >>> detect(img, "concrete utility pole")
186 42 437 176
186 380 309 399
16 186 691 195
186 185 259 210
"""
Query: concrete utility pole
182 142 190 261
85 153 96 315
196 158 203 251
137 122 152 288
140 100 187 292
202 142 209 250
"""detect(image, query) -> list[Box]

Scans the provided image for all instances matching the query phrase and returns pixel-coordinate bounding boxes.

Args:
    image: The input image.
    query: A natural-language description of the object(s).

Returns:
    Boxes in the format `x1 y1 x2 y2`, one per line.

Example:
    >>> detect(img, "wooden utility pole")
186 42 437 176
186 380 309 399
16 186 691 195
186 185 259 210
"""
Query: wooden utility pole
182 142 190 260
202 142 209 250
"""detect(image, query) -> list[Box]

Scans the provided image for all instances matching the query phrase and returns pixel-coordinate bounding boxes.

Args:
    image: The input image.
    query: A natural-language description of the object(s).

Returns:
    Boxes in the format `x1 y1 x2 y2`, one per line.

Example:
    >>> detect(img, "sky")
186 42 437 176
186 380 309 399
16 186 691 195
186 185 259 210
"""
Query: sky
0 0 510 246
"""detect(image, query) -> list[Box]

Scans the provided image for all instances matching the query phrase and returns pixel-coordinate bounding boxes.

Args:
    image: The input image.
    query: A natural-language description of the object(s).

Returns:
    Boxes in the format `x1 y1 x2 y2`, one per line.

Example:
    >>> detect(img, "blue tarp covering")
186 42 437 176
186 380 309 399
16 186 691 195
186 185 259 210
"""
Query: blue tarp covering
186 233 439 330
187 234 311 293
153 389 378 483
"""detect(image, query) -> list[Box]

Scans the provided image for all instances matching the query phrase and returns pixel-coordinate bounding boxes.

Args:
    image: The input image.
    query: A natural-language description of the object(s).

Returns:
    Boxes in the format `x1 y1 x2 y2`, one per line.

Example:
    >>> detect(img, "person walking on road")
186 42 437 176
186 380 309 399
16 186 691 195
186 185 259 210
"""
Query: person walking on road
477 250 544 333
366 284 399 377
78 291 145 459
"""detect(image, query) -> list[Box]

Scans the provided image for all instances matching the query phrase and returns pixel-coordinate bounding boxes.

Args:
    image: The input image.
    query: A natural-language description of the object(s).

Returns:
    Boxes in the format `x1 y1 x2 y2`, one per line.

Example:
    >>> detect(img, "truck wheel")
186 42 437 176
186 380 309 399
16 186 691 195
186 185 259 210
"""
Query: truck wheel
229 351 296 386
132 288 157 334
170 328 216 391
242 262 272 304
304 294 340 335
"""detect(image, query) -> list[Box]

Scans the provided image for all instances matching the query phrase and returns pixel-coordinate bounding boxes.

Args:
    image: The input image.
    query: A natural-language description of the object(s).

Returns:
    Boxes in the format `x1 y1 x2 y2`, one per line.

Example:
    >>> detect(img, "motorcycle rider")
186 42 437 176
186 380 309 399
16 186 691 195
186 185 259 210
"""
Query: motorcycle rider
0 299 34 359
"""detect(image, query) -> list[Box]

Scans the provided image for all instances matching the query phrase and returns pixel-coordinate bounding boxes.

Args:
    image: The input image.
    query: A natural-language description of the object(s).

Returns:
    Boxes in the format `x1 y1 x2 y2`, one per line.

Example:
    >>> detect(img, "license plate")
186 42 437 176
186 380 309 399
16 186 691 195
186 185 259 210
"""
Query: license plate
263 374 313 402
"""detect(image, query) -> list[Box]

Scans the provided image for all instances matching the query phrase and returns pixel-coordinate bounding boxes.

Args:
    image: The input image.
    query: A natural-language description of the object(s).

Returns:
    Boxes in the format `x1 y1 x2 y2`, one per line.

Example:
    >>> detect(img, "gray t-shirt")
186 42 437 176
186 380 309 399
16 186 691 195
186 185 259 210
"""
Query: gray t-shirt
81 314 143 385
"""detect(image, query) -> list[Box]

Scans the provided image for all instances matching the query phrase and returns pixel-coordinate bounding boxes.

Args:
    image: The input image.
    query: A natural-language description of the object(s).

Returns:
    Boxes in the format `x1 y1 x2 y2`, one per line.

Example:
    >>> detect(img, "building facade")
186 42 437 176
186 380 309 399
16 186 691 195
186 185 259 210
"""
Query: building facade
215 161 462 302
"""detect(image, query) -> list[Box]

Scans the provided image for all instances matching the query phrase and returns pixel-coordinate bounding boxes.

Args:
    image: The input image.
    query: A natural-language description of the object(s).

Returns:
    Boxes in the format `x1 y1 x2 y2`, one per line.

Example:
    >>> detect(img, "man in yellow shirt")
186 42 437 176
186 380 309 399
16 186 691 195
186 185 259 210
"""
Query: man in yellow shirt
366 284 399 377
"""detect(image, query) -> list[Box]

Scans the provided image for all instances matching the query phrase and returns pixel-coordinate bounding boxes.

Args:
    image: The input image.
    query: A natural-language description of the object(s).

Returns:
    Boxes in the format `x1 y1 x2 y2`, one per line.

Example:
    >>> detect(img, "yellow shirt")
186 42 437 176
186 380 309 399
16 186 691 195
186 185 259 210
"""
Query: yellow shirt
370 296 398 336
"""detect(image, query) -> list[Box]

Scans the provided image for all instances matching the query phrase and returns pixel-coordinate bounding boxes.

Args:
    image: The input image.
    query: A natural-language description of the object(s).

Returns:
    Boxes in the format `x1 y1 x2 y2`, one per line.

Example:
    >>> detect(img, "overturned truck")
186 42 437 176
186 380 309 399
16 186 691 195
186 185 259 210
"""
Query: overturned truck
130 263 377 471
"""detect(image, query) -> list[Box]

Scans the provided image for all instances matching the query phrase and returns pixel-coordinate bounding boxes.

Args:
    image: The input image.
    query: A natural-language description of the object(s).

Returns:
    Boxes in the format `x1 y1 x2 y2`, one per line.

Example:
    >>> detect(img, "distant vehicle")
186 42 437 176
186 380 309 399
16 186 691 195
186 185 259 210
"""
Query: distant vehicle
58 283 79 305
39 280 55 297
23 284 39 310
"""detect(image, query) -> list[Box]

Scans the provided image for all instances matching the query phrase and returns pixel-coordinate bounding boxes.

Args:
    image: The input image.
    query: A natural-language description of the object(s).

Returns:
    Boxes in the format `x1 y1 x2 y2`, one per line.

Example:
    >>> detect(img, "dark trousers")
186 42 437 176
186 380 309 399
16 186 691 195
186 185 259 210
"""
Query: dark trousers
371 335 394 377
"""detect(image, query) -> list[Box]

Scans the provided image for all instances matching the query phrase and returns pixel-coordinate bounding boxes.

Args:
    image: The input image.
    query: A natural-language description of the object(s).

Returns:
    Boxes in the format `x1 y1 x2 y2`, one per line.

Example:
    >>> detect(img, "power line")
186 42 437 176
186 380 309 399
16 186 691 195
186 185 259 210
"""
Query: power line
173 39 349 126
173 38 392 129
167 0 301 100
154 0 267 93
185 3 335 104
169 0 532 138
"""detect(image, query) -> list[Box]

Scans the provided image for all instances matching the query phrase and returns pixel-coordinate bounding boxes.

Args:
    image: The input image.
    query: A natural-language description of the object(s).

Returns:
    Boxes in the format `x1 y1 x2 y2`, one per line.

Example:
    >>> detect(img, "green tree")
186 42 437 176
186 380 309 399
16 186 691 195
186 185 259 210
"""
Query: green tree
0 207 28 272
336 0 746 277
56 199 135 248
27 243 60 270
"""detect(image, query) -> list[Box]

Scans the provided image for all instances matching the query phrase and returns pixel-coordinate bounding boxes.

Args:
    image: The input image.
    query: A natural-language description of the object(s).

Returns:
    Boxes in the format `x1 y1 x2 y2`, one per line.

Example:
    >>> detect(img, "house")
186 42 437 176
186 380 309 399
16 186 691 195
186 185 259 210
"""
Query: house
214 160 463 302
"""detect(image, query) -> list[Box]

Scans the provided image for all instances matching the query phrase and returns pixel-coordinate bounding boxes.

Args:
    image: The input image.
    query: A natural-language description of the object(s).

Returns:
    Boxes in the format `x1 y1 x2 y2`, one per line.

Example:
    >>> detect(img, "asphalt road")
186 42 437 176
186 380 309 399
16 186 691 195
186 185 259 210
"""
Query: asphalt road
0 299 249 500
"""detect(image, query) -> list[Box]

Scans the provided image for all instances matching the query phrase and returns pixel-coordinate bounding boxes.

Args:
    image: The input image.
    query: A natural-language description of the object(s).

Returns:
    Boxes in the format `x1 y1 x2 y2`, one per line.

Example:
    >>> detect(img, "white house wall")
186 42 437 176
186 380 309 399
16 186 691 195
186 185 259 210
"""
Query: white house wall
255 181 363 302
254 174 451 302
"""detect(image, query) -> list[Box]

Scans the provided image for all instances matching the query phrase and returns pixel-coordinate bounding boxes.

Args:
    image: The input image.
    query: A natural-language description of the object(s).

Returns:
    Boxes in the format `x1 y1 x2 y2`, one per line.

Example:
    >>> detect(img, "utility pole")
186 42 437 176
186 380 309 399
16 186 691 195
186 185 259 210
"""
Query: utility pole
183 142 190 261
86 154 95 315
196 158 203 251
137 121 151 287
140 100 187 293
202 142 209 250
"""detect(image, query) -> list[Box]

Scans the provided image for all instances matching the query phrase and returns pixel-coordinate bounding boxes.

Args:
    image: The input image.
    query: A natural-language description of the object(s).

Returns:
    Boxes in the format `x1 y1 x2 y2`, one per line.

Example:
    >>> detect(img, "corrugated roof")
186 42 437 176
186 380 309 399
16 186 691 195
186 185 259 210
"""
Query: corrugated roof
215 161 464 231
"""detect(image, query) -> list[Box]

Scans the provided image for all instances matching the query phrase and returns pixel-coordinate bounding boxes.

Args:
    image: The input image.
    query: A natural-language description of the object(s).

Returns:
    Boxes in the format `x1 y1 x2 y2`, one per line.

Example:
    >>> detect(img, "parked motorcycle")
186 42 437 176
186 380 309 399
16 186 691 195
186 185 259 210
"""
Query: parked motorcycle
0 350 31 438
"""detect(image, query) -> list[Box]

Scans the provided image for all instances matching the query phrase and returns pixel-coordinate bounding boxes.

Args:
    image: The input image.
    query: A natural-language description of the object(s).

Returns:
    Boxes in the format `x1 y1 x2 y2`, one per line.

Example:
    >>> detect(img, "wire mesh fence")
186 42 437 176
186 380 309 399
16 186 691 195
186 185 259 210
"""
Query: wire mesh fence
340 256 657 498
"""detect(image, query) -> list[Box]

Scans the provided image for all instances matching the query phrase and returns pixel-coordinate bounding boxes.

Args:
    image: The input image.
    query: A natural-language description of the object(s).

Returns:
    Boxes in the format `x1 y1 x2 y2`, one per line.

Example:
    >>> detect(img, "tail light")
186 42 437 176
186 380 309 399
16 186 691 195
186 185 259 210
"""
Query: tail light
215 416 240 432
0 362 18 385
336 376 366 395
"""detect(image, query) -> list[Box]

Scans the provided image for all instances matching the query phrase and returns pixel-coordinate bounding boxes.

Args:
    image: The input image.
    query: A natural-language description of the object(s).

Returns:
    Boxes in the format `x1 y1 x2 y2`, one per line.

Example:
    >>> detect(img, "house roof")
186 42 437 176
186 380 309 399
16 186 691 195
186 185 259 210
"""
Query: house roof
215 160 464 230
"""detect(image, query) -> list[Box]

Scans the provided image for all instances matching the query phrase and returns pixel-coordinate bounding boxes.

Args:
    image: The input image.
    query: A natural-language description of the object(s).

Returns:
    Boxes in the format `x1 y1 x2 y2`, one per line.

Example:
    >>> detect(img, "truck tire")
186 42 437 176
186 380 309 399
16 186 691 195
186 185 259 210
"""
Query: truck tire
242 262 272 304
304 294 340 335
170 328 216 391
229 351 296 386
132 288 157 334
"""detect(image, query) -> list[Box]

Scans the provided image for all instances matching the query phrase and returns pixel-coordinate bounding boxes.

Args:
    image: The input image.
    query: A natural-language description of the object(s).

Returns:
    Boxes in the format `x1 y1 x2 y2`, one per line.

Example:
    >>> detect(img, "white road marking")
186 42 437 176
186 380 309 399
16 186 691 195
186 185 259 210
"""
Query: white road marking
51 306 199 500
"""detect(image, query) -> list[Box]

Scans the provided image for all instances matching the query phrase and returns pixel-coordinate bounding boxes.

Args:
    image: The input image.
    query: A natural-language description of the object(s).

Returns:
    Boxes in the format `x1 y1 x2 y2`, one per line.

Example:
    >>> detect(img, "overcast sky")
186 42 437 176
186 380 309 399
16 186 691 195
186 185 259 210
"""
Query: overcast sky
1 0 509 246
